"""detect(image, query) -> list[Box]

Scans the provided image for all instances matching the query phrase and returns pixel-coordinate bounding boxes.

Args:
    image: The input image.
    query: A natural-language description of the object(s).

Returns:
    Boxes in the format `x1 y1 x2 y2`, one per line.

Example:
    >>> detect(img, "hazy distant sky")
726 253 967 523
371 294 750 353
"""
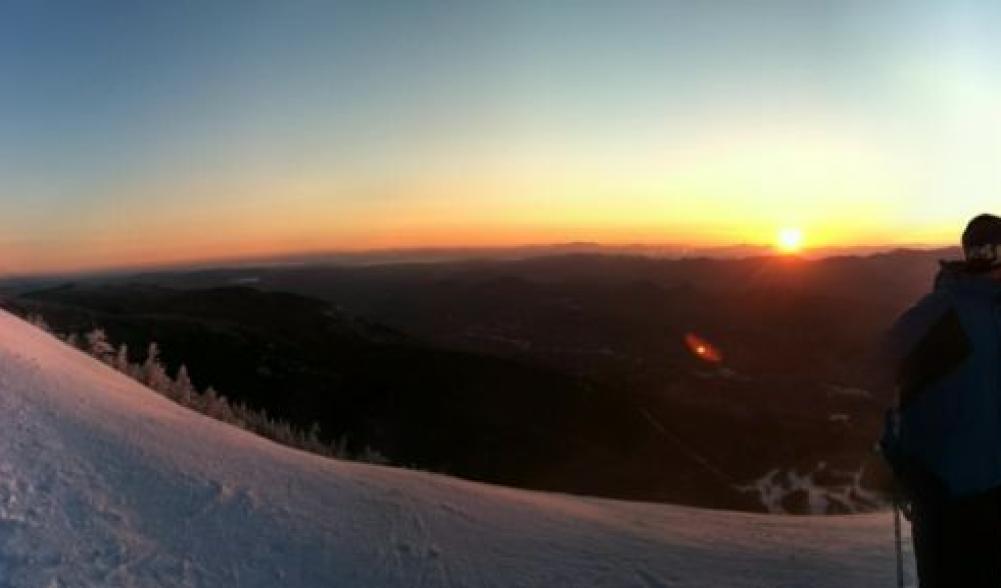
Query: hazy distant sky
3 1 1001 273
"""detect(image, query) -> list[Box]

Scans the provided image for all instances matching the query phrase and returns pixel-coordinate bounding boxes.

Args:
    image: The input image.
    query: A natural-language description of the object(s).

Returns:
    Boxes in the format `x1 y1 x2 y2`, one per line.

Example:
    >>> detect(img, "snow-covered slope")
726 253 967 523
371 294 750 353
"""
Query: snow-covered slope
0 309 914 587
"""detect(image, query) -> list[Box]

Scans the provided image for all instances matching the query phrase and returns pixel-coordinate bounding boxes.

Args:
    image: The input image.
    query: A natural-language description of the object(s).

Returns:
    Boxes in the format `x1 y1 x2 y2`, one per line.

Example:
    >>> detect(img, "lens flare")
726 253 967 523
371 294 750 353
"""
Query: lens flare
684 333 723 363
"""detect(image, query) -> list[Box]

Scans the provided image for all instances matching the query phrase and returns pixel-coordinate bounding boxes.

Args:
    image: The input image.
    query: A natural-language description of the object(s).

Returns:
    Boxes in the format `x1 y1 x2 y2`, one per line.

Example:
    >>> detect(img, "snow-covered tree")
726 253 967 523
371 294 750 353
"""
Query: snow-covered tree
26 313 51 332
203 386 234 421
356 446 389 465
61 329 389 466
86 329 115 363
64 332 81 349
173 365 195 406
305 422 323 451
112 344 131 374
142 342 171 392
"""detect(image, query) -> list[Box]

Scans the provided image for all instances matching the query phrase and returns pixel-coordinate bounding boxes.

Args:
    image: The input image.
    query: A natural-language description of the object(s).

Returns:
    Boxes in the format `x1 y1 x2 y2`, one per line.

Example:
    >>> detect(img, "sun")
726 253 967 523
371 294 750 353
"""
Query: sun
776 227 804 253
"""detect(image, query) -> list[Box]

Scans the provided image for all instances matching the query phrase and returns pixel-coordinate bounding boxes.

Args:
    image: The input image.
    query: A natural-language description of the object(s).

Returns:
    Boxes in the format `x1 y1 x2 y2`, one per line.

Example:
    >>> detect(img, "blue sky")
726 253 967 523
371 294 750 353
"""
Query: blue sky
2 1 1001 272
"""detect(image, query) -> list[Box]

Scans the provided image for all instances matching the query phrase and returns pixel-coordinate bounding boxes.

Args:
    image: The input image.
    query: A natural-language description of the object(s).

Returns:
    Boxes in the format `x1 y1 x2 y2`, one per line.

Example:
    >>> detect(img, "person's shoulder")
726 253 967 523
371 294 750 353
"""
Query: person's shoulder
895 288 951 326
886 290 953 357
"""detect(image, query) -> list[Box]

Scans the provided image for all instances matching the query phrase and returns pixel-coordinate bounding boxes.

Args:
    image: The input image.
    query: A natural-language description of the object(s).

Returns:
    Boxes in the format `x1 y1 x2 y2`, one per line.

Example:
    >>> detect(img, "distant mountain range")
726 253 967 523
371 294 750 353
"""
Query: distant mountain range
222 242 957 266
0 242 960 286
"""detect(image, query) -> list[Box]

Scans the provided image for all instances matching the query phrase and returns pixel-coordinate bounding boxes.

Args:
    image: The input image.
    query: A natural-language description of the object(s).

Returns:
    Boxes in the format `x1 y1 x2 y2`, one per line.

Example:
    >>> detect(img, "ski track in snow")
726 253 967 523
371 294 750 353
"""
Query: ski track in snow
0 310 916 587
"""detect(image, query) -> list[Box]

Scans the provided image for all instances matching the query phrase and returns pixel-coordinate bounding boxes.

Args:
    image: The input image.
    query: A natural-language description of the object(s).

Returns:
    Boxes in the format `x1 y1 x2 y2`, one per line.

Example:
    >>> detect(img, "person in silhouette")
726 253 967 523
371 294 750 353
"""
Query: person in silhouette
881 213 1001 587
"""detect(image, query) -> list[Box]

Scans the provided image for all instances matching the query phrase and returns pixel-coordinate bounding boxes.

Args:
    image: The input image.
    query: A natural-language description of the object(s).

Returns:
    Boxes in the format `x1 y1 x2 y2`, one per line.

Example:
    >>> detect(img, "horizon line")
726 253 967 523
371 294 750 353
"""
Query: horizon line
0 241 961 282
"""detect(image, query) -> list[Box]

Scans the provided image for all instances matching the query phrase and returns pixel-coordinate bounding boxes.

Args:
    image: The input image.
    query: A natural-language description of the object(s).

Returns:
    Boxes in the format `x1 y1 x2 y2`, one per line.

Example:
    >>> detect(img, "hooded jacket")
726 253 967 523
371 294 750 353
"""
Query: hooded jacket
882 265 1001 498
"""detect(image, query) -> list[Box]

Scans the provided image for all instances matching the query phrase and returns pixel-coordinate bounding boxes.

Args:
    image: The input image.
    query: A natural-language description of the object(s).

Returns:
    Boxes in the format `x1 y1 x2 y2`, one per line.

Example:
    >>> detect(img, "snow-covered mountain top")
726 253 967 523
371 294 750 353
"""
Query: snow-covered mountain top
0 309 913 587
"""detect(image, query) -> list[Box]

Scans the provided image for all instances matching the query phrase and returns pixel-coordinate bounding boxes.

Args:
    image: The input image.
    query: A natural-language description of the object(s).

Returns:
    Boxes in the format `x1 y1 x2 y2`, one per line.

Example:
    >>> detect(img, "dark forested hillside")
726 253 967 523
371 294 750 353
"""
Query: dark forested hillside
0 250 950 513
5 284 763 510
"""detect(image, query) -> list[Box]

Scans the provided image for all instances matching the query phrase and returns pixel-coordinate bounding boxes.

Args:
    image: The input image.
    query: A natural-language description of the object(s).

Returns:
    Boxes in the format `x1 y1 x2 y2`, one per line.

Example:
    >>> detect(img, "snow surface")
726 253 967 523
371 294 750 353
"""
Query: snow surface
0 309 916 587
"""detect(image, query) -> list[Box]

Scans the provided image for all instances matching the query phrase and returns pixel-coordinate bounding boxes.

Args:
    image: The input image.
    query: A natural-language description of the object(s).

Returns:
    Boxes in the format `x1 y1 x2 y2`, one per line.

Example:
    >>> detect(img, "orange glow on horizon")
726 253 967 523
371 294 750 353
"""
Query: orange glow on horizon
0 128 965 277
0 173 960 277
0 220 957 277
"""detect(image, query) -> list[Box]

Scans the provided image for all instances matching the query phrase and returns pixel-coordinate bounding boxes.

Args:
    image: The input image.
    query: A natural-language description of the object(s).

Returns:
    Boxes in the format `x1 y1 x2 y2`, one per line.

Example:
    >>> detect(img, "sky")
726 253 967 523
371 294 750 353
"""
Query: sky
2 0 1001 274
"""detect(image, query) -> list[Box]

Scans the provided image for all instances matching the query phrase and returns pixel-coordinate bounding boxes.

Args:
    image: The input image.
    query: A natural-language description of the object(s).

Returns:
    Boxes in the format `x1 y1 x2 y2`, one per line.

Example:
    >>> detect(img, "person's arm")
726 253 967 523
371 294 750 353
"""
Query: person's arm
877 292 956 494
891 293 970 411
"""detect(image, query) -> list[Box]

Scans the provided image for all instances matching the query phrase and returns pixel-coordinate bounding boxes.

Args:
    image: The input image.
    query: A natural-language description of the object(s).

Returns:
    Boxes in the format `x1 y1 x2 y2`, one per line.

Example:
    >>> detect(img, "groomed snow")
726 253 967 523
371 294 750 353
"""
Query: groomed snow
0 309 915 587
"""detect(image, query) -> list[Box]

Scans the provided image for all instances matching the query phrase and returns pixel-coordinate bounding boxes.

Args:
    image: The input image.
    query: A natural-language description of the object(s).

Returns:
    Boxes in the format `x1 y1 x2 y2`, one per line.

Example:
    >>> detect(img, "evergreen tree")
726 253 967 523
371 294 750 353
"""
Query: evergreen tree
64 332 81 349
142 342 171 392
173 365 195 406
86 329 115 363
53 326 390 466
203 386 233 421
113 344 131 374
27 314 51 332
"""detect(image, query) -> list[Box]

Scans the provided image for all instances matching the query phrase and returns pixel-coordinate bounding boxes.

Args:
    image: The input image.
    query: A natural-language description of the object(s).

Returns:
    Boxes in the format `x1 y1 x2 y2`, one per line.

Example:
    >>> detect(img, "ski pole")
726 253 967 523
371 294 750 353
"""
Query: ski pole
893 499 904 588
